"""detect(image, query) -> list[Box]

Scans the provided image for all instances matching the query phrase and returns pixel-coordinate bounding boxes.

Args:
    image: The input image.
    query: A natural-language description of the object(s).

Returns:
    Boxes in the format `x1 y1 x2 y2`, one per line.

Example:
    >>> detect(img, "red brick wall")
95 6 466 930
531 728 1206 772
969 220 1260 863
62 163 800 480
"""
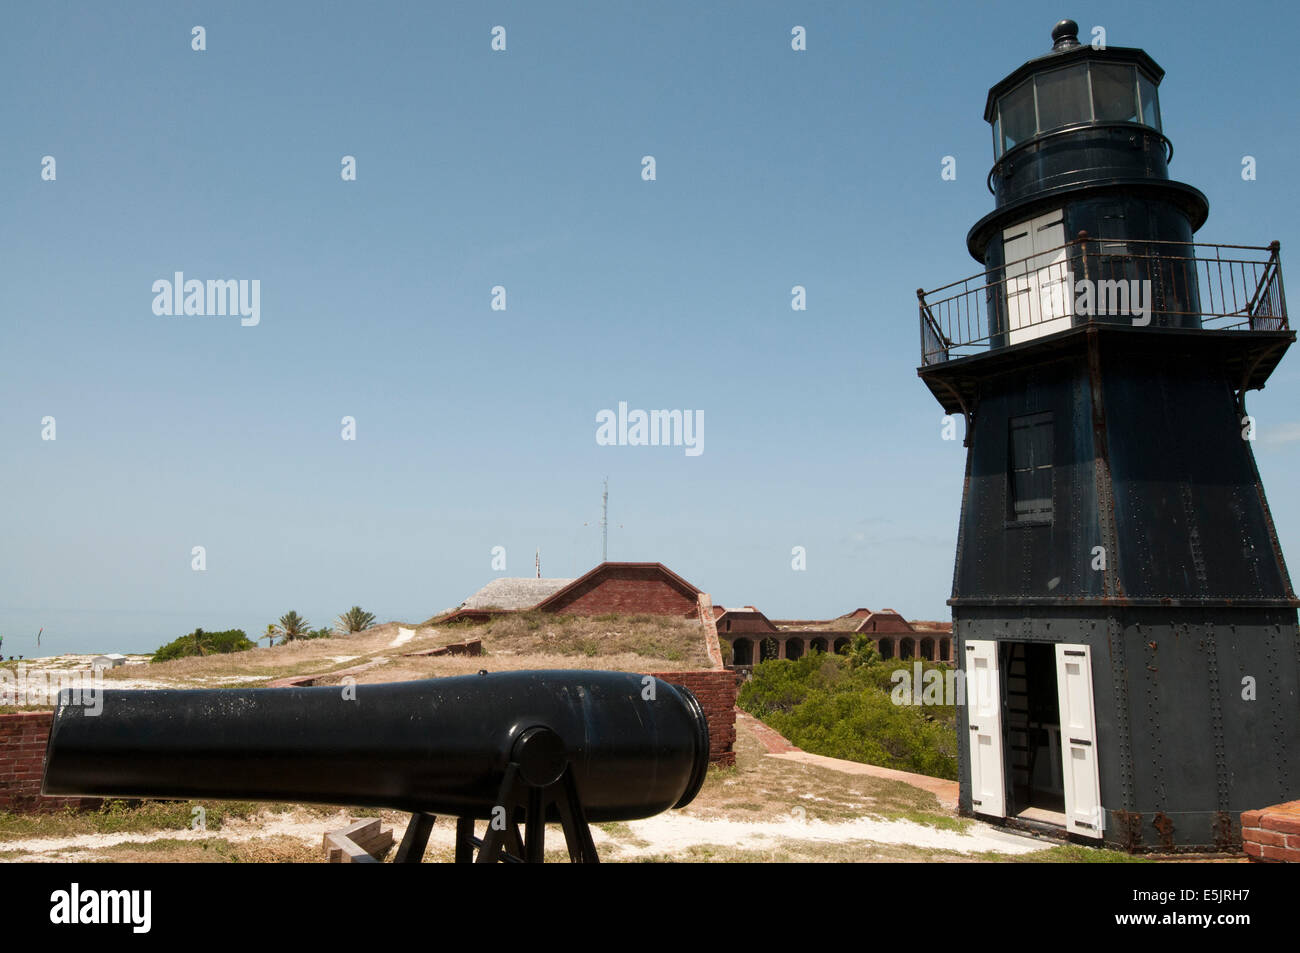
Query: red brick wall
1243 801 1300 862
549 574 697 616
718 615 780 635
649 670 739 767
0 711 102 814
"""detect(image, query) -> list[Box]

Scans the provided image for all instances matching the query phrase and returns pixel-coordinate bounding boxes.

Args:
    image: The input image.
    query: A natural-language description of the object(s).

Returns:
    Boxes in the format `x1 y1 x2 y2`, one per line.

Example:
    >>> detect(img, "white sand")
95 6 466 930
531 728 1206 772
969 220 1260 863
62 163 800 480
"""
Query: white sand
612 813 1045 857
2 808 1045 862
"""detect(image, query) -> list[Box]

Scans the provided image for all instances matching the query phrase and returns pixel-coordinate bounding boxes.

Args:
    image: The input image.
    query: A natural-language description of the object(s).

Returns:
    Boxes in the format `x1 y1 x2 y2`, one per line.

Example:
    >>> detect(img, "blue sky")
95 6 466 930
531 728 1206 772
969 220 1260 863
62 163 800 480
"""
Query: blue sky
3 1 1299 656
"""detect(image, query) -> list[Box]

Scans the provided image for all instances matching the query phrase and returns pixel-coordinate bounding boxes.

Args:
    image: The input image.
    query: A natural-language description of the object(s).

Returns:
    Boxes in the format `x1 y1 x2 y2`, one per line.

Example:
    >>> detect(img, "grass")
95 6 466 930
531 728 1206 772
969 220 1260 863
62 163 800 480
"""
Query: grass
881 809 971 832
595 821 650 848
31 835 325 864
628 841 996 863
1009 843 1153 863
686 719 956 827
63 613 713 693
0 799 294 841
476 611 705 665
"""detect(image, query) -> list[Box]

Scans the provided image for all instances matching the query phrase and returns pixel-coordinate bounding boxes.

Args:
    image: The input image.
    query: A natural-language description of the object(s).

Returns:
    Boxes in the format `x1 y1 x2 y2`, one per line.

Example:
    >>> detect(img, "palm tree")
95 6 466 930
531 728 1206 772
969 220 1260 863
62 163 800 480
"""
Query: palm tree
275 611 312 643
258 623 278 648
336 606 376 634
189 627 216 657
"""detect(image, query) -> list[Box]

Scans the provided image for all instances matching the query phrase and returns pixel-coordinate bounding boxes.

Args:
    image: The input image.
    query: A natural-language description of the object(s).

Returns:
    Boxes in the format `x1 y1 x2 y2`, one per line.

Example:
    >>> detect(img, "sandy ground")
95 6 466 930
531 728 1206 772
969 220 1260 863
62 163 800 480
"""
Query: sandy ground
0 809 347 862
612 813 1042 857
1 804 1043 862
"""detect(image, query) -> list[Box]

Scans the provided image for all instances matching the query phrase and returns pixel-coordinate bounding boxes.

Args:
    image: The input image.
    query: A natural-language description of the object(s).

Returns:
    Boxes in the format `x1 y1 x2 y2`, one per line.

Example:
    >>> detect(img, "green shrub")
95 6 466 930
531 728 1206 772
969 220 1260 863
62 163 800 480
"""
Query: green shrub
151 629 255 663
737 651 958 780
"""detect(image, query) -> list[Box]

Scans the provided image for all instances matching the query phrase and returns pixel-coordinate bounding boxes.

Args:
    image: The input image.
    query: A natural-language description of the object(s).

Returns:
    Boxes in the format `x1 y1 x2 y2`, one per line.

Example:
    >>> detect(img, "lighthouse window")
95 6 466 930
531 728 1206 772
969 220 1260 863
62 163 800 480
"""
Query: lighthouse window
1034 64 1091 134
1090 63 1140 124
999 79 1036 154
1137 71 1161 130
1008 412 1055 523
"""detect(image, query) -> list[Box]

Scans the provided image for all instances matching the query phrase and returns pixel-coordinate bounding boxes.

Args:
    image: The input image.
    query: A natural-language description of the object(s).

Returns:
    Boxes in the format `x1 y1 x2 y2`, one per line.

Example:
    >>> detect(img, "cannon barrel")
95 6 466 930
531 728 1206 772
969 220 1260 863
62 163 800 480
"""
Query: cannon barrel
42 670 710 823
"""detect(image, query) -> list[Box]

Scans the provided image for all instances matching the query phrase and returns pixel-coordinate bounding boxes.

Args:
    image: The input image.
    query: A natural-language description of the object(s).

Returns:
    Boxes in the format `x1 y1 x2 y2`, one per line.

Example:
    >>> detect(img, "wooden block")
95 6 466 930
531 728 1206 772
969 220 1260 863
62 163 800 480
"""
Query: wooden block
323 818 394 863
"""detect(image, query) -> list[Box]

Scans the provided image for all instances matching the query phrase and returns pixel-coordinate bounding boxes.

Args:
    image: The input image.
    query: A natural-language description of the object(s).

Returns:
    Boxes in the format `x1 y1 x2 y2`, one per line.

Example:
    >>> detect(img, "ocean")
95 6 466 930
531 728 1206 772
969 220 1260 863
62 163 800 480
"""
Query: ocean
0 607 403 659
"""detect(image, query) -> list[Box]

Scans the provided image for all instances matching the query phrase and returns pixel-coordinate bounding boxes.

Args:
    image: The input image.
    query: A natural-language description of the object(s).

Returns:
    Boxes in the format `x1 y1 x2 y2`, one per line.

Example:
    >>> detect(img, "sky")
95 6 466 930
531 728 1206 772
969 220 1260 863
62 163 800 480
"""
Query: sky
2 1 1299 656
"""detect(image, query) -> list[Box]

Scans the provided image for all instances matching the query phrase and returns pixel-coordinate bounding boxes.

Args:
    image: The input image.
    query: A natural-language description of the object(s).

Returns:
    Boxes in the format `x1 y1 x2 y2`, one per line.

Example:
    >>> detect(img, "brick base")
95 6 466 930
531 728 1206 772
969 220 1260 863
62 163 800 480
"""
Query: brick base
1242 800 1300 862
649 670 740 767
0 710 103 814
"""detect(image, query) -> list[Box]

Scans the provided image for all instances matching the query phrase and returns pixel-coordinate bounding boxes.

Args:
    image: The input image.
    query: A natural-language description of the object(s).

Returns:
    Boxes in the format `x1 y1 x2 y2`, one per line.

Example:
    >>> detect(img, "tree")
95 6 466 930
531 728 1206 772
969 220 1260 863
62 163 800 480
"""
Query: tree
259 624 278 648
846 633 883 670
190 627 216 657
336 606 376 633
274 611 312 643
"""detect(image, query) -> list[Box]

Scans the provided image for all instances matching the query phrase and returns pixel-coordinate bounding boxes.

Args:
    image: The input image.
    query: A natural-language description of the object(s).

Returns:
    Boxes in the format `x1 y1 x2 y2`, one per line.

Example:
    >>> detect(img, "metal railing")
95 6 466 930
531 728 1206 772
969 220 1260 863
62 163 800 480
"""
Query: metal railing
919 237 1287 366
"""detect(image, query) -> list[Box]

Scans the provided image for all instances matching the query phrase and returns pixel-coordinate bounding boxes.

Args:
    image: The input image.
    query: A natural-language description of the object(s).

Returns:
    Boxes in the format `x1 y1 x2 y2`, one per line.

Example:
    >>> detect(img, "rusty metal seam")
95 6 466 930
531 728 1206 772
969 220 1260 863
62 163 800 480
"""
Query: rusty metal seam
1109 614 1136 818
1203 621 1229 815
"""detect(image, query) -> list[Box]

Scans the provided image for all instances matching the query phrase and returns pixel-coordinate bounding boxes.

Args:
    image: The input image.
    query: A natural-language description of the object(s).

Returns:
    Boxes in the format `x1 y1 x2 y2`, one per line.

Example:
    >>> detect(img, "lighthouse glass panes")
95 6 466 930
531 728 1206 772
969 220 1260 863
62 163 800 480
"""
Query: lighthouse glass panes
1091 62 1140 123
993 62 1162 157
998 80 1036 154
1033 63 1090 133
1137 71 1160 128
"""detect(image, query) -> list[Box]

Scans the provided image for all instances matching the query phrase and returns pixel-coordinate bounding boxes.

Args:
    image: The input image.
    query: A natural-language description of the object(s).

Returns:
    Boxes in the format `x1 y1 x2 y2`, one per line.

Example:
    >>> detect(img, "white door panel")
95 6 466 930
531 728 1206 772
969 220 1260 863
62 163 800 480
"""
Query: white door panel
1004 210 1073 344
1055 644 1104 838
965 639 1005 818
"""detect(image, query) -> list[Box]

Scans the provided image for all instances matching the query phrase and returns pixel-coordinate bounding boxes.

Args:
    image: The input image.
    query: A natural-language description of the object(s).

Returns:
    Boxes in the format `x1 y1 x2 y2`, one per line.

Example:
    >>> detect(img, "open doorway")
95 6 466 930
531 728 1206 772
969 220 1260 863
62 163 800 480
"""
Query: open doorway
965 639 1102 837
1000 642 1066 824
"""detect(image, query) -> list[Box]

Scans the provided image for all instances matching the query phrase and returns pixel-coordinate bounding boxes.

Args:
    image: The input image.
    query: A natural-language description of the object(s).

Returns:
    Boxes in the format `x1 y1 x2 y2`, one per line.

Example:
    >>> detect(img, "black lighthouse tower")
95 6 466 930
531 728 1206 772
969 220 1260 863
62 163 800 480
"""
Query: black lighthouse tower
918 20 1298 850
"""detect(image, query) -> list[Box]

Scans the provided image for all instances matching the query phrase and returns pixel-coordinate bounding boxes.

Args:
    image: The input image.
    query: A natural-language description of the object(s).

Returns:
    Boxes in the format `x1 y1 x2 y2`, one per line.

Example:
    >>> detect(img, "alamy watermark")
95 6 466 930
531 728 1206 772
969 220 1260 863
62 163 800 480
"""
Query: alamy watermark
1042 271 1153 326
152 272 260 327
0 665 104 715
50 883 150 933
890 661 993 708
595 401 703 456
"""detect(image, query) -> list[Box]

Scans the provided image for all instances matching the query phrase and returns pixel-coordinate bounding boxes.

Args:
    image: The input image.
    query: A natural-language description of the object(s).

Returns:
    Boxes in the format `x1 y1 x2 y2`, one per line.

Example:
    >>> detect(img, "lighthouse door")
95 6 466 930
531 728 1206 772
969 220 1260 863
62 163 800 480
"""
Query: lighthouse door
964 639 1005 819
1055 644 1104 839
1003 210 1073 345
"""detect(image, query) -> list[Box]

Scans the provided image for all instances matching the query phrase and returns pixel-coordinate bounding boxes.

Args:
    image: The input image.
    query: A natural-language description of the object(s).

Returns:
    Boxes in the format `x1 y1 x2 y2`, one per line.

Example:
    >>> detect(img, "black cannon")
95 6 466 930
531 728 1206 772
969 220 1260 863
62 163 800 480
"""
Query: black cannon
42 669 710 863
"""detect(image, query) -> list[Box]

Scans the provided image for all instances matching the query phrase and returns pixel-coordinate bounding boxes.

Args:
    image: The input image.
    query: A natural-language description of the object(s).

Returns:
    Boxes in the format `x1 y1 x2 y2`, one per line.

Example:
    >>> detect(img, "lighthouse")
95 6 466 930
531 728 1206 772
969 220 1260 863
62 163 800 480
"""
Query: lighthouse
918 20 1297 850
